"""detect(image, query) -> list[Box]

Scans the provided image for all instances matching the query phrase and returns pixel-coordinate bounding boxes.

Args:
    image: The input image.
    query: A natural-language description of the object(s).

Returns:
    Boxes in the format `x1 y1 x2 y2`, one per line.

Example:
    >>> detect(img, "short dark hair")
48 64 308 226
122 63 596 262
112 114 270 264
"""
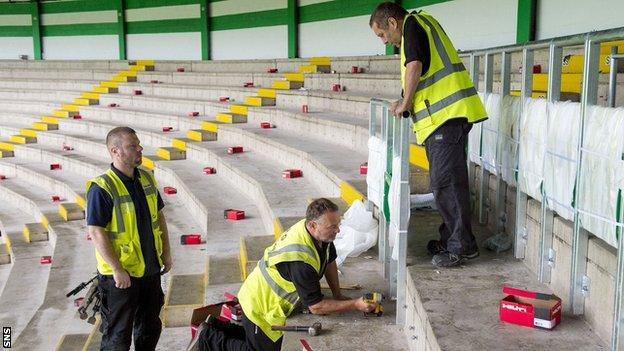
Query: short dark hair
106 126 136 148
306 198 339 223
369 2 408 28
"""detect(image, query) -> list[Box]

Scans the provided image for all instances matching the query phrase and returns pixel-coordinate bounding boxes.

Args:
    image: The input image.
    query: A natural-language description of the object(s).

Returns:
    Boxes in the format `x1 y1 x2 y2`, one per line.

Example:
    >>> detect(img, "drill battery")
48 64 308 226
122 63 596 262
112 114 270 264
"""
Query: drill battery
363 292 384 317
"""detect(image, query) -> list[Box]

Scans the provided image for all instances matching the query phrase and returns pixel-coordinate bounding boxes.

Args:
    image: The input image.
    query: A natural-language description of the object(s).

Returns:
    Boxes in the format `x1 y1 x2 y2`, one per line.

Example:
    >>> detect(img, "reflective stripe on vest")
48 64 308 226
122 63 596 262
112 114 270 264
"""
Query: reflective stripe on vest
258 258 299 305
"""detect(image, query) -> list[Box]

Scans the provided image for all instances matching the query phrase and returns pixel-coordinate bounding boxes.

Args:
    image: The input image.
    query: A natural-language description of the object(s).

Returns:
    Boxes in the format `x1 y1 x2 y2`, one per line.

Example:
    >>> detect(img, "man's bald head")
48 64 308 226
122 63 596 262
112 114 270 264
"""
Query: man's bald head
106 126 136 150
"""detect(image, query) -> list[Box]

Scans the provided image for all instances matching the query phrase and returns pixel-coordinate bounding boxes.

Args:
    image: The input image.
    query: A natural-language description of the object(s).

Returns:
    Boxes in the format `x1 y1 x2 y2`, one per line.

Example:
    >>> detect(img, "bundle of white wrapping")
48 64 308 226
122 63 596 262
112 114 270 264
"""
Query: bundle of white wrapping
543 101 581 221
498 95 522 185
388 156 410 260
518 98 549 201
468 92 486 165
366 136 385 208
481 93 502 174
578 106 624 248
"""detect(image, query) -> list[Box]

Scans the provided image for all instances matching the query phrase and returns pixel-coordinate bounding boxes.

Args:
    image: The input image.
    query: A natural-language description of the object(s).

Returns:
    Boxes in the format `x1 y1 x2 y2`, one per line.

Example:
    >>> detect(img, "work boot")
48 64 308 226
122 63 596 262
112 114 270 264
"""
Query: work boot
426 240 446 256
431 251 463 267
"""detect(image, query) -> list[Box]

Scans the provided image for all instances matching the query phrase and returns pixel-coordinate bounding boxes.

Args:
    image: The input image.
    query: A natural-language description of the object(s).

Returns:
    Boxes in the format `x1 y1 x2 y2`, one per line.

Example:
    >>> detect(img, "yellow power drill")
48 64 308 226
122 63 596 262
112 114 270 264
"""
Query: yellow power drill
363 292 384 317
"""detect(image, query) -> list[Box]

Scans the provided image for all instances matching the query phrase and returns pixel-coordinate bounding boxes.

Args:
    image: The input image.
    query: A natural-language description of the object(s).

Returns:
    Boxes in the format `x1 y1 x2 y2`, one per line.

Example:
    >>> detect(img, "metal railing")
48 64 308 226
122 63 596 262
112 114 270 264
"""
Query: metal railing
369 98 411 325
461 26 624 350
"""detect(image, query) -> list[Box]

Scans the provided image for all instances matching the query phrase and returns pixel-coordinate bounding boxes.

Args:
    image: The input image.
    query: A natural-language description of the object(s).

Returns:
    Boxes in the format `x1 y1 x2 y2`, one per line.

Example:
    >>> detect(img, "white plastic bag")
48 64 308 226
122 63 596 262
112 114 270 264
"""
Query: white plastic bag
366 136 384 208
334 200 378 266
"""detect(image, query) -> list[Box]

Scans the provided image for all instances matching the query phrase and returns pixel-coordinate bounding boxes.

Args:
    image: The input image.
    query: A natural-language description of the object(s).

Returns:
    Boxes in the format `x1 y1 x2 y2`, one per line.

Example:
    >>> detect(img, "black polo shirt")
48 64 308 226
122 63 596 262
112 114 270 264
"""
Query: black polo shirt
403 14 431 74
275 229 337 307
86 164 165 277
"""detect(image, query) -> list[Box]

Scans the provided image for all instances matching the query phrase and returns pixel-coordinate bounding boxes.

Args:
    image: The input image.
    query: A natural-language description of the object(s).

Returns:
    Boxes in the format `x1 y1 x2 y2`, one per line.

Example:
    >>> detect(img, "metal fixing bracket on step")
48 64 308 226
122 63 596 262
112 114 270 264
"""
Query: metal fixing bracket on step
548 248 556 268
581 275 591 297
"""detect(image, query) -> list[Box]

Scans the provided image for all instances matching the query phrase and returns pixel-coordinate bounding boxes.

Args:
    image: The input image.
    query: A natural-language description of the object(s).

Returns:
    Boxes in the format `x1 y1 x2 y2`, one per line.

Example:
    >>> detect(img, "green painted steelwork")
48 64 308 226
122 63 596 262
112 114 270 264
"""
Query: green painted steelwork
211 8 287 31
200 0 210 60
31 1 41 60
287 0 297 58
116 0 126 60
125 18 202 34
516 0 537 43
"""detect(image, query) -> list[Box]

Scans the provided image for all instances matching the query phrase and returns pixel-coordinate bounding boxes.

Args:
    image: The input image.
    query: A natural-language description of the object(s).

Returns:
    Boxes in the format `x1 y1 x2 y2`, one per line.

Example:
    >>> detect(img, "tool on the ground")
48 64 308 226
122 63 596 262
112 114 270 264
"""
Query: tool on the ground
271 322 321 336
363 292 384 317
300 339 314 351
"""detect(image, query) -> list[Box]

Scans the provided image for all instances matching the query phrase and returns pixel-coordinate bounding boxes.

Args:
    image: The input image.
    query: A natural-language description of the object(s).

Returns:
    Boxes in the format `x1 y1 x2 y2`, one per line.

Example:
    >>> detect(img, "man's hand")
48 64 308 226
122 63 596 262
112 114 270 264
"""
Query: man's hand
113 267 131 289
161 252 173 274
354 297 378 313
392 100 411 118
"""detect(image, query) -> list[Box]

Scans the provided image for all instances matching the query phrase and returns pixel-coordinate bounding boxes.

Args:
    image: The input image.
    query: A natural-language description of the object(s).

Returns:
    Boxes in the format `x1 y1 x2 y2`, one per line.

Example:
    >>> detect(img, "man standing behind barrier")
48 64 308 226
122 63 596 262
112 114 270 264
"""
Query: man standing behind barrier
195 198 377 351
370 3 488 267
87 126 172 350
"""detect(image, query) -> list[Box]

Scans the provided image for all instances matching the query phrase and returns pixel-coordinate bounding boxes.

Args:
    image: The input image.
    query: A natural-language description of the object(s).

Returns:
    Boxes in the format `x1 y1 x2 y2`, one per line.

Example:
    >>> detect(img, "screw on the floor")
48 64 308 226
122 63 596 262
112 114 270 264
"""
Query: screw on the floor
411 335 418 340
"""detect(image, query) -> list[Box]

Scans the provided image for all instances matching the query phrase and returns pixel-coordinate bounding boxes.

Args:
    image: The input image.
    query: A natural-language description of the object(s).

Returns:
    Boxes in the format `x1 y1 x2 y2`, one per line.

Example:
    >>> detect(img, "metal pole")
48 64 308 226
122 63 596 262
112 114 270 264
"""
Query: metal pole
612 191 624 350
468 54 480 212
495 51 512 236
608 46 619 108
479 53 494 224
514 48 533 259
570 35 599 315
395 115 410 326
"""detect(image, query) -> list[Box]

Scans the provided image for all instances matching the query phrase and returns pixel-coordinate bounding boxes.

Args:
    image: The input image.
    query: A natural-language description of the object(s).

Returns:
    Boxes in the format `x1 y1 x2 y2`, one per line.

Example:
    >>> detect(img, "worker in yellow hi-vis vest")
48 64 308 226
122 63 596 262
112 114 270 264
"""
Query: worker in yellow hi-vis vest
370 2 488 267
87 126 172 350
192 199 378 351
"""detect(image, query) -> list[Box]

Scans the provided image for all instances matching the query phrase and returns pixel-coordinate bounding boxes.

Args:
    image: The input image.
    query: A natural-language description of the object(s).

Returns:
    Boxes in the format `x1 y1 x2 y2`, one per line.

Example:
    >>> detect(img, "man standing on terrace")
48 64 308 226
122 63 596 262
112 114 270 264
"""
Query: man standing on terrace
87 126 172 350
370 2 488 267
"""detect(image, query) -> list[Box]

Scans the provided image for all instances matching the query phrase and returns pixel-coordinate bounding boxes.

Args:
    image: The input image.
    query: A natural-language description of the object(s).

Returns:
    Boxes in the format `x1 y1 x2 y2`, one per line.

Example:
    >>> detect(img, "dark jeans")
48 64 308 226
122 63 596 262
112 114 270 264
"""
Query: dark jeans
97 273 164 351
198 314 282 351
424 119 478 255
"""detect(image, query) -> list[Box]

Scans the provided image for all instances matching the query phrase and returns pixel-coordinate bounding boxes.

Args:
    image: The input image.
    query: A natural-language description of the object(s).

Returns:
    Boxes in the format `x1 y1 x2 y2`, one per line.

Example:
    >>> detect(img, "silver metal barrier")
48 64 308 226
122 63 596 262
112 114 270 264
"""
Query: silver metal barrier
369 98 411 325
460 26 624 350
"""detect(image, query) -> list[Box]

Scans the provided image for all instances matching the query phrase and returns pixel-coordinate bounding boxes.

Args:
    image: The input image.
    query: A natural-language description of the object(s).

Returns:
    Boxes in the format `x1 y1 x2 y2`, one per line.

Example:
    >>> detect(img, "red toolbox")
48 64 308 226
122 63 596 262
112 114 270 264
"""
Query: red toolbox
150 80 160 84
51 195 61 202
302 104 309 113
163 186 177 195
219 96 230 102
282 169 302 178
0 174 6 180
177 67 185 72
50 163 61 170
351 66 359 74
267 68 278 73
224 209 245 220
227 146 243 154
360 162 368 175
260 122 272 129
203 166 216 175
499 286 562 330
188 111 199 117
180 234 202 245
133 89 142 95
162 126 173 132
244 82 254 88
40 256 52 264
332 84 341 92
72 114 82 120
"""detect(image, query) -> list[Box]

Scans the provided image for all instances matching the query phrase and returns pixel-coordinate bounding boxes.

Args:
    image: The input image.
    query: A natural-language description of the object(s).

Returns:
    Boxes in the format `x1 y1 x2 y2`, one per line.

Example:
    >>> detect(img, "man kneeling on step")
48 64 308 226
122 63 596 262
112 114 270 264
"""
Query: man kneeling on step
195 198 378 351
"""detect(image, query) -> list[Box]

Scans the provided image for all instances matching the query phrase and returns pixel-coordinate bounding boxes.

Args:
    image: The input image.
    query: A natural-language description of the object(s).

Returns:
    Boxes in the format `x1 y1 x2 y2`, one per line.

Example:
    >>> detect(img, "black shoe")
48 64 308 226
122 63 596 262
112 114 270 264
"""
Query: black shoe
427 240 446 256
431 252 463 267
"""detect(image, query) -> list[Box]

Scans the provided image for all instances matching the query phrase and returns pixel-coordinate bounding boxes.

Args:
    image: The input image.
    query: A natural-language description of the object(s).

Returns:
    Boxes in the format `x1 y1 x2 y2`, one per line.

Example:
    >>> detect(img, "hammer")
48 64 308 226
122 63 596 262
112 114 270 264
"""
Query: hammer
271 322 322 336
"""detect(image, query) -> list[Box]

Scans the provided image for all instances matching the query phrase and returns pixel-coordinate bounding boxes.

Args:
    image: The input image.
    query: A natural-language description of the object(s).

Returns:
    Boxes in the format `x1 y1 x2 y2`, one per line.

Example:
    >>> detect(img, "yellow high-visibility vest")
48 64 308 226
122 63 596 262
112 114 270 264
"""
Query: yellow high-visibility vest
238 219 330 342
401 11 487 145
86 168 163 277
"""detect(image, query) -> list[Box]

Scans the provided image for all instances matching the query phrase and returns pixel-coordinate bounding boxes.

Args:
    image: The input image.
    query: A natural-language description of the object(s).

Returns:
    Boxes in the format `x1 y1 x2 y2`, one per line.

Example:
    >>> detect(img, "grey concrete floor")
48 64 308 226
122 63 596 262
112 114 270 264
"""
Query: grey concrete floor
407 209 607 350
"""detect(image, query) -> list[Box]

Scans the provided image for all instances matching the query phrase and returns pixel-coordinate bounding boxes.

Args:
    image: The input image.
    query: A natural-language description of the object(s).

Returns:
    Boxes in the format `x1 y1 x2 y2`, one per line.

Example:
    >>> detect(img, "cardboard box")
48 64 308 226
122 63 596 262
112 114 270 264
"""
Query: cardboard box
224 209 245 220
360 162 368 175
499 286 562 329
180 234 201 245
227 146 244 154
282 169 302 178
190 303 225 339
163 186 177 195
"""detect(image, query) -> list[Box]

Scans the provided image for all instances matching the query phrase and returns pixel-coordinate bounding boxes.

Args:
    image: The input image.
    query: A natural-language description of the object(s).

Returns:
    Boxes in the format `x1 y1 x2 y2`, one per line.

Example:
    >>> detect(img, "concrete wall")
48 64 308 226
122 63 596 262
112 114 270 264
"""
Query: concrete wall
211 26 288 60
536 0 624 40
42 35 118 60
126 33 202 60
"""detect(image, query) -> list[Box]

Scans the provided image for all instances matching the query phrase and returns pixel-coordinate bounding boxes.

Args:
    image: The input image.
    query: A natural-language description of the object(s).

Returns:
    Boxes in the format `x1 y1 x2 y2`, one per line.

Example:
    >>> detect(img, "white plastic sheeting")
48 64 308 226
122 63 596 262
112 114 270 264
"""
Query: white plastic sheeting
481 93 502 173
578 106 624 248
498 95 522 185
543 101 581 221
334 200 378 266
366 136 385 209
518 98 549 202
468 92 485 165
388 156 410 260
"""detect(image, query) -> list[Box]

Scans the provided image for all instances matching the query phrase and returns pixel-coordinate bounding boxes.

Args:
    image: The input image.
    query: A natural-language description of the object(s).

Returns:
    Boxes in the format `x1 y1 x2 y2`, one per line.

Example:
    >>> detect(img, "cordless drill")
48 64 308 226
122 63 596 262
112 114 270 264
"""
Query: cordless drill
363 292 384 317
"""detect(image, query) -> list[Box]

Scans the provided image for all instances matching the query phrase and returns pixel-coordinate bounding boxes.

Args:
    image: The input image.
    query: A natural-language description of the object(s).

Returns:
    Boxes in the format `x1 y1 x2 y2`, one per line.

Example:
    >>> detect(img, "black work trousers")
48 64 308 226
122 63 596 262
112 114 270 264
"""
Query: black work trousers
198 314 282 351
97 273 164 351
424 118 478 255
